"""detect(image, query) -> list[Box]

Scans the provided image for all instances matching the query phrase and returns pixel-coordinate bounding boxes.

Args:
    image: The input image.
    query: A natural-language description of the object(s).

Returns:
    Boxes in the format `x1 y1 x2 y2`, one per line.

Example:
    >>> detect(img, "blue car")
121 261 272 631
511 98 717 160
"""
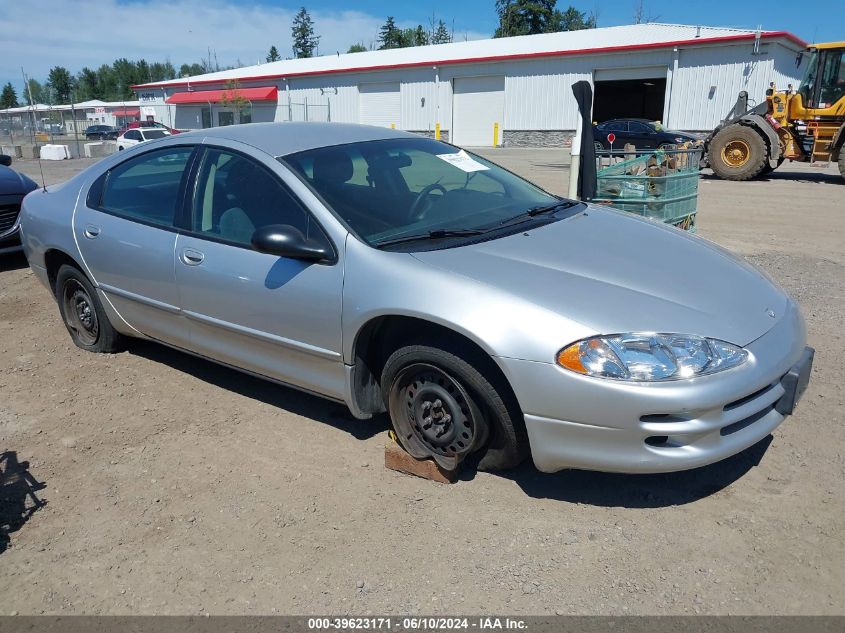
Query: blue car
0 154 39 255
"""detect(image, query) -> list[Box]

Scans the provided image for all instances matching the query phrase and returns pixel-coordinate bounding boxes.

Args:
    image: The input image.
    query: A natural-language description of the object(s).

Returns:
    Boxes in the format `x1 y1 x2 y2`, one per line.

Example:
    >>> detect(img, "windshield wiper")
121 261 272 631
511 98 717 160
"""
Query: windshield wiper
374 228 486 248
500 200 580 225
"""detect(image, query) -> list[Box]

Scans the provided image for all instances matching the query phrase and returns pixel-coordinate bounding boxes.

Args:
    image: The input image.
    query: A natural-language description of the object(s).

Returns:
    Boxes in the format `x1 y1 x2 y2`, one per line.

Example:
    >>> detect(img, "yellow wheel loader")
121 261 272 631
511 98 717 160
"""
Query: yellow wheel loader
704 41 845 181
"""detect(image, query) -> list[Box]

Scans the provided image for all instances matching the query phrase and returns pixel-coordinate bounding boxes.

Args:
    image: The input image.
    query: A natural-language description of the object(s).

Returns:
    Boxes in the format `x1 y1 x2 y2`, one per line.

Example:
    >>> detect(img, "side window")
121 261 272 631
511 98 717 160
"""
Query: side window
628 122 652 134
606 121 628 132
126 130 141 141
192 149 310 246
99 147 193 227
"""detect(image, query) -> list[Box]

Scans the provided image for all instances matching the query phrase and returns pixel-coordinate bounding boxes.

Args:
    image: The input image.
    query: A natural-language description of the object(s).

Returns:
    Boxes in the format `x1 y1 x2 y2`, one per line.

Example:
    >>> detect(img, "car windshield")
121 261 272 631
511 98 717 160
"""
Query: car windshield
283 137 561 246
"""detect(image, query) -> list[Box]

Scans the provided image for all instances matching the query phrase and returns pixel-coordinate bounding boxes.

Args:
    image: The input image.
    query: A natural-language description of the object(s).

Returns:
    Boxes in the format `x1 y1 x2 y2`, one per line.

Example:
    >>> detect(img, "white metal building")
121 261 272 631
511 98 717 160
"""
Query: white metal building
132 23 807 147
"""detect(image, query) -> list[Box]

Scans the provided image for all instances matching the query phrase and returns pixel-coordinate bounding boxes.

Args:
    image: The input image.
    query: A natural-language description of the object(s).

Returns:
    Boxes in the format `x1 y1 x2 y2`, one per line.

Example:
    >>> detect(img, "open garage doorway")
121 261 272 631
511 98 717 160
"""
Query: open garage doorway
593 71 667 124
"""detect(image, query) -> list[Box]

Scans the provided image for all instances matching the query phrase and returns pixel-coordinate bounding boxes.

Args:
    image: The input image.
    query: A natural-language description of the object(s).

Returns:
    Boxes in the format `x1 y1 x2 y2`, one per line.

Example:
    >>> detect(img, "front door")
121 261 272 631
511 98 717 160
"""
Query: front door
73 145 195 346
174 146 346 400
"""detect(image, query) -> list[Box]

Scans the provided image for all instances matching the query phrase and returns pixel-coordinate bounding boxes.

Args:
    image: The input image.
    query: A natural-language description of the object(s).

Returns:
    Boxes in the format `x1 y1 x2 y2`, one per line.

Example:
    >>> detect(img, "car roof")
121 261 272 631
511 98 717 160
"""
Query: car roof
598 118 655 124
175 122 419 157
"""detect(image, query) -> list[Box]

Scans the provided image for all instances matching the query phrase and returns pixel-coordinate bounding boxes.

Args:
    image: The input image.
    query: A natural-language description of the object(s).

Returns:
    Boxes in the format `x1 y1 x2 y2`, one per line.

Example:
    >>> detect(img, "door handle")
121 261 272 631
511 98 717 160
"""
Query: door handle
83 224 101 239
180 248 205 266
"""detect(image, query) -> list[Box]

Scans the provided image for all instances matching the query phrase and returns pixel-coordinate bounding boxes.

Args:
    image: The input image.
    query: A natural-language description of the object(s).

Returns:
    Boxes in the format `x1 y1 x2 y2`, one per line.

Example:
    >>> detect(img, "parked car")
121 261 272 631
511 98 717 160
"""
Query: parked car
593 119 701 152
117 121 182 136
116 128 171 150
84 125 119 140
0 154 39 254
18 122 813 475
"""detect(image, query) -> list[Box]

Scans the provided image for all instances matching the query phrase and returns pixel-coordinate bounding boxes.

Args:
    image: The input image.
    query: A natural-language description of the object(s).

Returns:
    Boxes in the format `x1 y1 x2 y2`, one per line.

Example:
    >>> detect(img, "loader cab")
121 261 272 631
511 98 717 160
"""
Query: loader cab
798 46 845 110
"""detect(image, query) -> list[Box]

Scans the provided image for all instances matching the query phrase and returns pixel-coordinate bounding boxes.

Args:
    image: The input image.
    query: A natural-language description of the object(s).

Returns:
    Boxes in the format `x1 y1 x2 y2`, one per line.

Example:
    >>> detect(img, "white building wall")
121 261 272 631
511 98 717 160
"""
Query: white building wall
139 38 804 138
667 42 801 130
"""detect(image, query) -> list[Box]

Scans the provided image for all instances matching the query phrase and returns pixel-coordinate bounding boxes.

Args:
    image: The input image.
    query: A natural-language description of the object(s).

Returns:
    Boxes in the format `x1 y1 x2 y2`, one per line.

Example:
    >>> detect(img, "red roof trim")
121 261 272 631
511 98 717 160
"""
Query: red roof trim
164 86 278 104
134 31 807 91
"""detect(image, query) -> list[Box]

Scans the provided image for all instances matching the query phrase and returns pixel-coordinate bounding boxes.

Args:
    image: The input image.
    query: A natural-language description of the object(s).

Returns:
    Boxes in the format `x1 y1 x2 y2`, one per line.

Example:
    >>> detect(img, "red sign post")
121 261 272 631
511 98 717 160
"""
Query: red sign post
607 132 616 153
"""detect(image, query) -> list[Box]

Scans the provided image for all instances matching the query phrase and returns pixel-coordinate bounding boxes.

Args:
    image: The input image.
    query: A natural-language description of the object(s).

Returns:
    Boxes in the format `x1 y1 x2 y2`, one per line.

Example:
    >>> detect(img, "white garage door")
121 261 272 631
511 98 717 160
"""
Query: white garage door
452 76 505 147
359 83 400 128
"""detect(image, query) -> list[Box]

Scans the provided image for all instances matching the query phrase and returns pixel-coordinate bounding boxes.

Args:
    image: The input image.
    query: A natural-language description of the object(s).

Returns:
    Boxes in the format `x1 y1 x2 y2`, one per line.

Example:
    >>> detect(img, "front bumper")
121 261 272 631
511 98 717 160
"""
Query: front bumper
497 301 809 474
0 226 21 254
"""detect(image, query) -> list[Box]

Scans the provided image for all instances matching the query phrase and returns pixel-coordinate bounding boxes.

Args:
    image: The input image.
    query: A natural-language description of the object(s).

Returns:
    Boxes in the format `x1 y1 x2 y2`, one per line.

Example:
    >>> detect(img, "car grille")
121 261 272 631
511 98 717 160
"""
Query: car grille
0 200 21 235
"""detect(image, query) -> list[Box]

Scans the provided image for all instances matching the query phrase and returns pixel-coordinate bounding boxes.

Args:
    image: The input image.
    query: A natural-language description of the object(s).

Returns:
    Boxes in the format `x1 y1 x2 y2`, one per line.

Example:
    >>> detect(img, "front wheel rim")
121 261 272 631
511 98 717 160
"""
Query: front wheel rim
63 279 99 346
722 139 751 167
388 363 484 470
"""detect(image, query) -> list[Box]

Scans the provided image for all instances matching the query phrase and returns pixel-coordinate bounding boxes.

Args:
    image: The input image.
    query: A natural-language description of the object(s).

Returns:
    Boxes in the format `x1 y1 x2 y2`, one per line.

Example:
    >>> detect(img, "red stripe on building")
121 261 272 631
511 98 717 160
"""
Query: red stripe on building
165 86 278 104
134 32 807 91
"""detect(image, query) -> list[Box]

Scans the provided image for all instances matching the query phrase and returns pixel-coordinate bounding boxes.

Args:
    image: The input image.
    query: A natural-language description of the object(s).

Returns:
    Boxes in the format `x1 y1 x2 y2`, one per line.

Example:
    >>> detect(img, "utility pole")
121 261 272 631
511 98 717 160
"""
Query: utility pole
21 67 36 144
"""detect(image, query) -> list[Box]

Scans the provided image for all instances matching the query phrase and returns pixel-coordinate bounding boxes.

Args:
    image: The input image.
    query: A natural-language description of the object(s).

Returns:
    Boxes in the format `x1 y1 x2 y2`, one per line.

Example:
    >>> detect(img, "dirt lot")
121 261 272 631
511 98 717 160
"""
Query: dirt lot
1 152 843 616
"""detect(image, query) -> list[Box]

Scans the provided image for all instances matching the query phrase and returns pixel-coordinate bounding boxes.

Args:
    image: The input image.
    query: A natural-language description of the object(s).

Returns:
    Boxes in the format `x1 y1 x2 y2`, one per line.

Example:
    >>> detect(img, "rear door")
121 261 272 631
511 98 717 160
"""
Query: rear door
627 121 658 149
174 144 346 399
74 145 196 346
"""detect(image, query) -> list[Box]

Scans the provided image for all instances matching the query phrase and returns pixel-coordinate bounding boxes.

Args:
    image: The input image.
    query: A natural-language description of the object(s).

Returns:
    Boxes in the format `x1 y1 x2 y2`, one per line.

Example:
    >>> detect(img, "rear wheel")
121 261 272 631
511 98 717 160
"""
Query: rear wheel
709 124 768 181
381 345 527 472
56 265 125 353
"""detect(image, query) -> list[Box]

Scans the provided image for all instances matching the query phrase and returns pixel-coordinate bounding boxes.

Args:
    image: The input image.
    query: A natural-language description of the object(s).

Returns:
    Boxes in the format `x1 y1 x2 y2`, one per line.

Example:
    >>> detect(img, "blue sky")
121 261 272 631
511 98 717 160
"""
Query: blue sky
2 0 841 99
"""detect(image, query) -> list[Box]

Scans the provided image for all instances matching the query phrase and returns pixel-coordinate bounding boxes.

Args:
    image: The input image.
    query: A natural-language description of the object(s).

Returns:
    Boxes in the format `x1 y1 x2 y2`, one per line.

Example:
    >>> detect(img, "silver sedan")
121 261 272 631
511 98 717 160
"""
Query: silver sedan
18 122 813 474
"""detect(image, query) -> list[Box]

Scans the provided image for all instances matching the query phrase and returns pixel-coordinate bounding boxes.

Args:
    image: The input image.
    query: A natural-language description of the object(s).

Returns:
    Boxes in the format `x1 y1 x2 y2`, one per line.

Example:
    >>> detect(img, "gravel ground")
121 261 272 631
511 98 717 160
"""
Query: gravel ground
0 152 842 616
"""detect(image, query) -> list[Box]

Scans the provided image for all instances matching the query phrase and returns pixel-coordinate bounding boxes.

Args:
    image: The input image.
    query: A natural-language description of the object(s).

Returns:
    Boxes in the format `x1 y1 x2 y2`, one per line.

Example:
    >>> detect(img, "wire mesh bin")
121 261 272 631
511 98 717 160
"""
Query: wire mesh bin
592 145 703 232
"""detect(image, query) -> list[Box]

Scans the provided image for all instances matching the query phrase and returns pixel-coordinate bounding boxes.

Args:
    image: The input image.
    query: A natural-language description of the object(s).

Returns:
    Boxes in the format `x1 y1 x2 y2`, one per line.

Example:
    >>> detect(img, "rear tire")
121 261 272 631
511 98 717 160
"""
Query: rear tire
381 345 528 472
56 264 125 353
709 124 768 181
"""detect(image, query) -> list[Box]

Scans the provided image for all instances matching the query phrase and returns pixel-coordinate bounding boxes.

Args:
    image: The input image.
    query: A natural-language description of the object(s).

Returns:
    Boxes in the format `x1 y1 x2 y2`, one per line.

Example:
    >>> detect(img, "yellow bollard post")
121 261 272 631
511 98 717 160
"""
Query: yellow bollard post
435 122 441 140
493 122 499 147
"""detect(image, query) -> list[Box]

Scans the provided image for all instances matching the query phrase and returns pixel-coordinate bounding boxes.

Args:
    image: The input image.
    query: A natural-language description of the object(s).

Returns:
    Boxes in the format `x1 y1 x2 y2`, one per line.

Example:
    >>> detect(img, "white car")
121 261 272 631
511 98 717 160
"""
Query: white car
116 128 171 150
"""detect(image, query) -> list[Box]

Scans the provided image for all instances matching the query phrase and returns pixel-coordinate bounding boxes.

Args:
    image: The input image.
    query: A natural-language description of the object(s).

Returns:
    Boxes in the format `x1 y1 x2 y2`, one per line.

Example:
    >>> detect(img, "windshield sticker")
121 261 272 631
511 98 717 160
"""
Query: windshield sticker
436 150 490 173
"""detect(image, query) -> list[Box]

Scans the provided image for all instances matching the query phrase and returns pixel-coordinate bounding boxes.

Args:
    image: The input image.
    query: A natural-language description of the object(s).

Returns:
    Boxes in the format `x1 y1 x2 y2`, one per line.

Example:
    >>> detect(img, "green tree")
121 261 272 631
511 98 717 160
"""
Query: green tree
1 82 18 109
179 63 205 78
47 66 74 103
291 7 319 58
410 25 428 46
24 78 44 105
431 19 452 44
378 16 404 49
267 45 281 62
494 0 594 37
347 43 368 53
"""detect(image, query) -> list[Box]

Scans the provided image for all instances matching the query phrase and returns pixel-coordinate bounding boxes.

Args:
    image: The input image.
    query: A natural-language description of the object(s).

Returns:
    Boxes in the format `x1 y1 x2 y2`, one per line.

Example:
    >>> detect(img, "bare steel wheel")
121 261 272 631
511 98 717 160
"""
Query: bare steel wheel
55 264 125 353
382 344 528 472
62 279 99 346
388 362 487 470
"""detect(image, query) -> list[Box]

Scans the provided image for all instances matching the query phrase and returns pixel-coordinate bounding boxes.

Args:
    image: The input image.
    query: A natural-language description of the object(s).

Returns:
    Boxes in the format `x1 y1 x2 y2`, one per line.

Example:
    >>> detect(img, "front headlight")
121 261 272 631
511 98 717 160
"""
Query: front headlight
674 136 689 143
557 333 748 381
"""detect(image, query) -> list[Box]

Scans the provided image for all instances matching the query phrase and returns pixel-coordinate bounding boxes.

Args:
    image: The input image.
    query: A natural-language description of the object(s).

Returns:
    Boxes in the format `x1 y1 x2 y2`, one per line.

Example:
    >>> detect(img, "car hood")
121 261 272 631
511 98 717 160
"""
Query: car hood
0 165 38 196
411 207 787 346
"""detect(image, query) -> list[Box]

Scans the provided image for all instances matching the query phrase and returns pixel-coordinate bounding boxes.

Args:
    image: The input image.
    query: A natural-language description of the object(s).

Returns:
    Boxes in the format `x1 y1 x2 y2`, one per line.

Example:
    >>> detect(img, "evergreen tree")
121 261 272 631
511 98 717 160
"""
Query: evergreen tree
25 79 44 105
411 25 428 46
378 17 404 49
494 0 595 37
431 20 452 44
291 8 320 58
267 45 281 62
47 66 74 103
347 43 368 53
1 82 18 109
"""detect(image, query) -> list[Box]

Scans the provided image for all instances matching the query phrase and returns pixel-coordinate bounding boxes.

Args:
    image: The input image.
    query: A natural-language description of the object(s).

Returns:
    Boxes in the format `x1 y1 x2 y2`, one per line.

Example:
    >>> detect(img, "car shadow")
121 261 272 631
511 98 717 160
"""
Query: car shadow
128 340 390 441
0 252 28 272
479 435 773 507
0 451 47 554
701 170 843 185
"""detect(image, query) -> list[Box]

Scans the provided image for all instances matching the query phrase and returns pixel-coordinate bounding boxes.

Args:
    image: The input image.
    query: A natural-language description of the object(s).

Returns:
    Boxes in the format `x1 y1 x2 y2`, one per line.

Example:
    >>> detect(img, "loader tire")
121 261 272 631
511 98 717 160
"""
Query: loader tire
709 124 768 181
838 148 845 182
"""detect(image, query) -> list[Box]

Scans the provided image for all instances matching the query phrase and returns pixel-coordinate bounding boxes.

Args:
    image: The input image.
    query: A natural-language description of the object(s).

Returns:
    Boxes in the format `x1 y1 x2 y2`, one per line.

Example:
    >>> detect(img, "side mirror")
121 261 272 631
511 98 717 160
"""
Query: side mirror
0 154 11 167
251 224 331 262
